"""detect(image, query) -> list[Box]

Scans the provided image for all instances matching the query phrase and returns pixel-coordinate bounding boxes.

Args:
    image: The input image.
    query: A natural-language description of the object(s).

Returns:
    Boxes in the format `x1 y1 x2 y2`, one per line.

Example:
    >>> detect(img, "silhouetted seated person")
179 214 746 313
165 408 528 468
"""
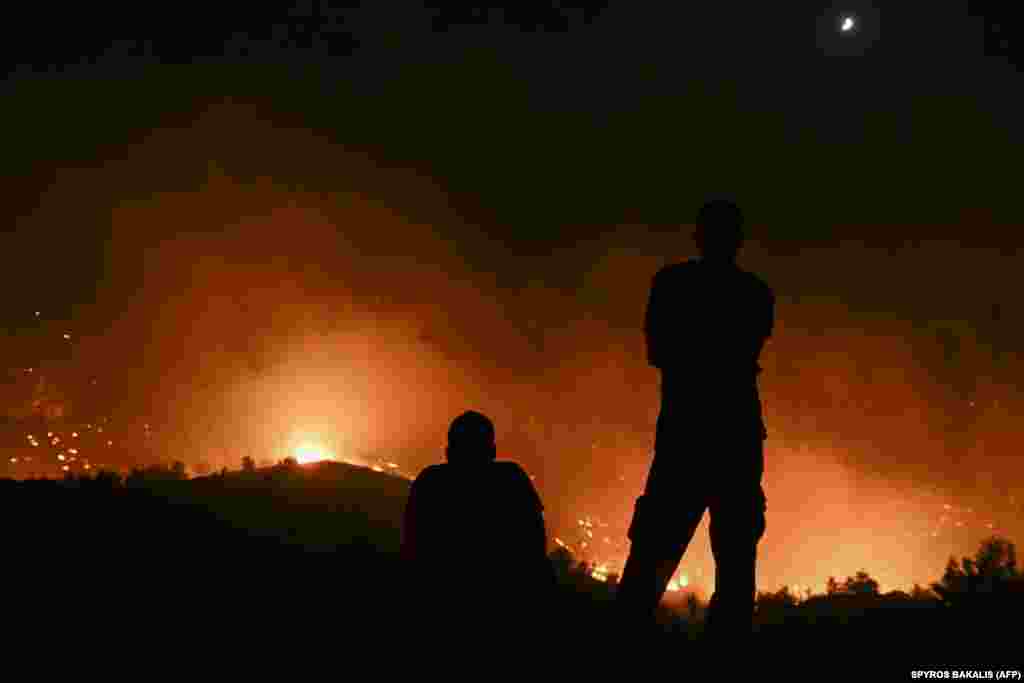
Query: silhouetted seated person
616 199 774 639
401 411 554 628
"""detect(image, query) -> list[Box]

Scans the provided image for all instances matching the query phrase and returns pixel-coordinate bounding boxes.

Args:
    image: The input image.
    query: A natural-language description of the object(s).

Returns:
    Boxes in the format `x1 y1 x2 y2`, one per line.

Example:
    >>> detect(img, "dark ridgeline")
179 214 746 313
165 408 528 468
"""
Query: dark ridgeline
2 443 1021 658
616 199 774 639
400 411 556 633
1 459 410 648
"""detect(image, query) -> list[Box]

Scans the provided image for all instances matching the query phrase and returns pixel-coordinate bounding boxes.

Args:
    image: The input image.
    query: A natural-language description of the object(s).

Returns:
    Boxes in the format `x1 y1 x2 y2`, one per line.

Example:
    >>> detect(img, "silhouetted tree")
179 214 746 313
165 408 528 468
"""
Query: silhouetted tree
92 469 122 489
974 536 1017 579
844 570 880 596
910 583 939 602
881 590 911 602
758 585 800 608
577 560 591 578
932 536 1019 606
242 456 256 472
126 466 145 488
171 461 187 480
824 571 880 597
687 593 699 621
549 546 574 581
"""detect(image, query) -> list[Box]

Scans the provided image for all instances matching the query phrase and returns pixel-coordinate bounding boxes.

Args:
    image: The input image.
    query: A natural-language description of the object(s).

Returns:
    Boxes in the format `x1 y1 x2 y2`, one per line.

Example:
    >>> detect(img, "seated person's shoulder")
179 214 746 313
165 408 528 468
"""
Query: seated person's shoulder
656 261 696 280
491 461 542 508
651 262 697 295
412 463 449 488
737 268 773 298
737 265 769 287
491 460 530 479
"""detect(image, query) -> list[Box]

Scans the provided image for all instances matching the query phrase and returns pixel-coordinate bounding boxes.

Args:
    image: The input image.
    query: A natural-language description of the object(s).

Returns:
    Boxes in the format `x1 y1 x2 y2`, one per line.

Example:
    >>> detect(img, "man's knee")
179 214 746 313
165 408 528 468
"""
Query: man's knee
622 540 685 574
753 509 766 543
711 490 766 545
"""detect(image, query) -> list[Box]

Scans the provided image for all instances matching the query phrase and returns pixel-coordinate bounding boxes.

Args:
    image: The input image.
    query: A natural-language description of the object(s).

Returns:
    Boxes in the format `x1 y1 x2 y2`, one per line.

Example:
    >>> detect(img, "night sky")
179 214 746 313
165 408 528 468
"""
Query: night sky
1 2 1021 592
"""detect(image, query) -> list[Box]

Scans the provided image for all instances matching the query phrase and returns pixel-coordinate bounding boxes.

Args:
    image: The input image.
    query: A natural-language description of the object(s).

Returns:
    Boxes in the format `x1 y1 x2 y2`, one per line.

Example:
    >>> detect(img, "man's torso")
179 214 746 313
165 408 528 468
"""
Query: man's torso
647 259 774 440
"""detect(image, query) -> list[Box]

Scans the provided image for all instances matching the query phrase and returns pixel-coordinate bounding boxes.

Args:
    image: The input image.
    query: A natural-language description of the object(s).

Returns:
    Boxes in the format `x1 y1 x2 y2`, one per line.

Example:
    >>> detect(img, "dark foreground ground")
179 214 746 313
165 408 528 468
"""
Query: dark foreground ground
3 464 1020 672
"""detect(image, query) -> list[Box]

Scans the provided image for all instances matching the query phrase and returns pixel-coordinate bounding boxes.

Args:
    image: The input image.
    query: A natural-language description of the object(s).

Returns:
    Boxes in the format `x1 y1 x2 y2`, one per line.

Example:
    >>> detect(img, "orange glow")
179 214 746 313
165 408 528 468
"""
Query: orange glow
554 461 1018 600
16 136 1018 605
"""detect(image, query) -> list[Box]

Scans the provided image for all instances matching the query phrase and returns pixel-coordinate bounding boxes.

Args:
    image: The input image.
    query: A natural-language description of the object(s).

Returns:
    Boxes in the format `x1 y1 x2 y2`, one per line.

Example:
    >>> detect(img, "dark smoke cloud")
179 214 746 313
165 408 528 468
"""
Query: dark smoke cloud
12 96 1022 592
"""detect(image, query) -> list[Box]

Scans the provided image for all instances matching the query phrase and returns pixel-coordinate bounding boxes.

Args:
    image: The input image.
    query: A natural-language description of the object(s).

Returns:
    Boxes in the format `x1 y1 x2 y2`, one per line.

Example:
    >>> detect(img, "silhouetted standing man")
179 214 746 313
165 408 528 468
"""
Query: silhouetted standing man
616 200 774 637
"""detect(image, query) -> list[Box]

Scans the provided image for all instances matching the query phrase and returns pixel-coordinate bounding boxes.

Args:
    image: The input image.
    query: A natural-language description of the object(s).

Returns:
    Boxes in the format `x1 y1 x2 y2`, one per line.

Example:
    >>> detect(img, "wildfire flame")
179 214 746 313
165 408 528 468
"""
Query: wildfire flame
666 575 689 592
293 441 335 465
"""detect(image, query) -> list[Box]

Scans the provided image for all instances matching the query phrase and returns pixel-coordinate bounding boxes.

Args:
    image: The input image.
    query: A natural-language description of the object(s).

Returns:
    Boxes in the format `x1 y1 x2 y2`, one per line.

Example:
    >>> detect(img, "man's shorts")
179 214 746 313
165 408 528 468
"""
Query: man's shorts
627 483 767 547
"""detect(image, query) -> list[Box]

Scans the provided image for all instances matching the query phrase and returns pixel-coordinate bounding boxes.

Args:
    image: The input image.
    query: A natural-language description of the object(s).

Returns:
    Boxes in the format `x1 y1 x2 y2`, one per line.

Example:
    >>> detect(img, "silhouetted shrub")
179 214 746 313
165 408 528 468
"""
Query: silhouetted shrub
932 536 1019 608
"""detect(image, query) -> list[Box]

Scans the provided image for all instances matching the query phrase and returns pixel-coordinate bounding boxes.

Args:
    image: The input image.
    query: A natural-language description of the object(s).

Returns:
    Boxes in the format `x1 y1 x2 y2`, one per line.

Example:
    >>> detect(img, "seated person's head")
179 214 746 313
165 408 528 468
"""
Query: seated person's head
446 411 497 465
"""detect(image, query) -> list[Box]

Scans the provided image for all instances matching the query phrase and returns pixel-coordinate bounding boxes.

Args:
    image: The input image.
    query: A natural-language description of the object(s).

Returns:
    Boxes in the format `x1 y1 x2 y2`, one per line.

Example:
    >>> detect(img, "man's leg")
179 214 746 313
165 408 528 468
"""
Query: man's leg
615 399 704 628
615 495 704 625
616 540 686 624
705 443 767 639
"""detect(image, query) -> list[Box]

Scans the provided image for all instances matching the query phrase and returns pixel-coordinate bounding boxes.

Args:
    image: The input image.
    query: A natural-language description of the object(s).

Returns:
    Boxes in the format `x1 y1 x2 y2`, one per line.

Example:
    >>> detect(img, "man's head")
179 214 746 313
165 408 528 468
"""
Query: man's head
445 410 497 465
694 199 745 264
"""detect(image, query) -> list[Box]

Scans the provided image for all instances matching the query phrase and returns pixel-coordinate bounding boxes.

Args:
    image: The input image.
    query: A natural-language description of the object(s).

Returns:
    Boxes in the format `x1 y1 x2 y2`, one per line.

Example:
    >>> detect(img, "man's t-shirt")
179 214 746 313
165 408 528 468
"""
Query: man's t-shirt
644 259 775 440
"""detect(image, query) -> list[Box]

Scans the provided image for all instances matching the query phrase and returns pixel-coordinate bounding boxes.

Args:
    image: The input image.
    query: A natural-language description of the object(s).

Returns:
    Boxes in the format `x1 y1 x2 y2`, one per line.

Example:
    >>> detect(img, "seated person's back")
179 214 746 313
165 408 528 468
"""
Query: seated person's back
406 461 544 568
402 412 552 599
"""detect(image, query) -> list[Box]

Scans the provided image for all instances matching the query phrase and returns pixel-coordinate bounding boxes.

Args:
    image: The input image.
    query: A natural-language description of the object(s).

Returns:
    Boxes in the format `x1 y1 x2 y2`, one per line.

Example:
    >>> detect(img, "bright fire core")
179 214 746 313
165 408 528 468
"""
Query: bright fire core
293 441 335 464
